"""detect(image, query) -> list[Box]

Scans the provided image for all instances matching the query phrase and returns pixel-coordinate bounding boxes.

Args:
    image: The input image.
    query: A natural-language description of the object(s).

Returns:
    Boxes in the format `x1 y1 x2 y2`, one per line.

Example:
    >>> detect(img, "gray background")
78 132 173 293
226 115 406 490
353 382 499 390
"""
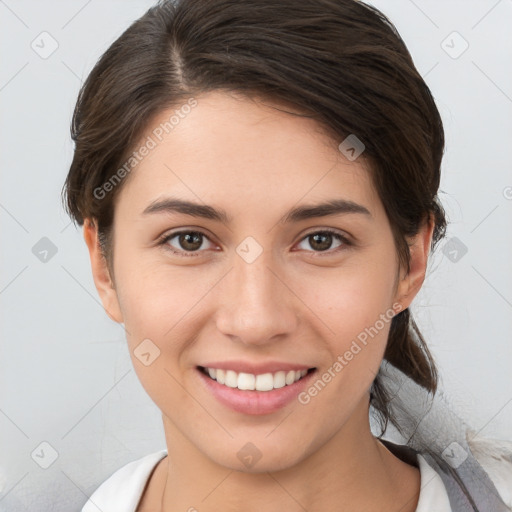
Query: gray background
1 0 511 510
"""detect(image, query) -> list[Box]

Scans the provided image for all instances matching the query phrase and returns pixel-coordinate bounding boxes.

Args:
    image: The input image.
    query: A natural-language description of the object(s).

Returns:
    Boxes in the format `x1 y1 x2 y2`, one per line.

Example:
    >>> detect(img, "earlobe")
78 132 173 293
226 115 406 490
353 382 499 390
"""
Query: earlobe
83 219 124 324
393 215 435 311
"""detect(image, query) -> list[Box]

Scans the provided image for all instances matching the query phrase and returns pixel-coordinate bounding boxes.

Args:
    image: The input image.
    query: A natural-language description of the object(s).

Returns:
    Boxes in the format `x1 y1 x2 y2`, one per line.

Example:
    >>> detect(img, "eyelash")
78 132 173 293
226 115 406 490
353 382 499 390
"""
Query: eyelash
156 228 352 258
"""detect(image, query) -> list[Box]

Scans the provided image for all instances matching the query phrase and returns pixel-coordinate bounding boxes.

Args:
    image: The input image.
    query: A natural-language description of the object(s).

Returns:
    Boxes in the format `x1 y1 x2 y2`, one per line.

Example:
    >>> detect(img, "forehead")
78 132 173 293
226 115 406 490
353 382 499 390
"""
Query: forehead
114 90 383 223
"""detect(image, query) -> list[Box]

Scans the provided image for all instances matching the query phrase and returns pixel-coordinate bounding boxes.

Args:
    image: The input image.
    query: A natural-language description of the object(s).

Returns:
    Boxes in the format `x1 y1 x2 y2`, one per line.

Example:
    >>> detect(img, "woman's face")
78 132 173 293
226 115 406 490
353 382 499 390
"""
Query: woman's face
85 90 430 472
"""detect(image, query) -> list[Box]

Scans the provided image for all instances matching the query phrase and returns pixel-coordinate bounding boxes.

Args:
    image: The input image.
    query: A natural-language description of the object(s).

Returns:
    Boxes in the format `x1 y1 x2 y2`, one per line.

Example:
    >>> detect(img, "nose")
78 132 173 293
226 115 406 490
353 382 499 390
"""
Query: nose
214 248 299 347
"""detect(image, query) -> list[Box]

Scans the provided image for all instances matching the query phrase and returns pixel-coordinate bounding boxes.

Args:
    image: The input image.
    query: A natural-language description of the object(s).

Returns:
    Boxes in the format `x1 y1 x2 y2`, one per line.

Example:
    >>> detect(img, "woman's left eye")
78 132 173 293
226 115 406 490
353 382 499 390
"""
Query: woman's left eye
296 229 351 254
158 228 351 257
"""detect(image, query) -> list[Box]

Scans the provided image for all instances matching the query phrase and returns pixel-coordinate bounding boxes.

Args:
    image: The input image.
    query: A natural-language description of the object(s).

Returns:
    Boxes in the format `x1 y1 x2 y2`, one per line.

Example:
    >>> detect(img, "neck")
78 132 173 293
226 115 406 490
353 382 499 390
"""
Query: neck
156 400 420 512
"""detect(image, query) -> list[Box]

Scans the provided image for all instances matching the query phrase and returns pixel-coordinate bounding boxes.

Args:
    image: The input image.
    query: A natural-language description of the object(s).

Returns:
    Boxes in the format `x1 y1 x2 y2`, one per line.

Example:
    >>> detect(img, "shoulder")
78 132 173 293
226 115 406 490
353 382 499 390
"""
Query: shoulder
81 450 168 512
467 433 512 509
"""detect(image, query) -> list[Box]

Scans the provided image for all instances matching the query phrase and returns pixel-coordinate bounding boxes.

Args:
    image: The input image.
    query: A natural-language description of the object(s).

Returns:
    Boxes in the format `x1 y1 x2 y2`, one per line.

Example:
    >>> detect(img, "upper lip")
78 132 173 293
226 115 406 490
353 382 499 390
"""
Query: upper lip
199 361 315 375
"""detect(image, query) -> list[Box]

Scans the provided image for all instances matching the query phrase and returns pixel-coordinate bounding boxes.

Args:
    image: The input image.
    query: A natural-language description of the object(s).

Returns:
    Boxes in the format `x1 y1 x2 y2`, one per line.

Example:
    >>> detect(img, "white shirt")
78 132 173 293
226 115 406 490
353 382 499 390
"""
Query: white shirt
81 450 452 512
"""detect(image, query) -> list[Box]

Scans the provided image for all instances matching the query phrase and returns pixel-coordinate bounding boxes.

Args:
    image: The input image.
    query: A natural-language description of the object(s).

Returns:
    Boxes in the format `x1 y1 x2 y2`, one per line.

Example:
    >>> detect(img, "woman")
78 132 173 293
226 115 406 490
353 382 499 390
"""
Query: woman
62 0 512 510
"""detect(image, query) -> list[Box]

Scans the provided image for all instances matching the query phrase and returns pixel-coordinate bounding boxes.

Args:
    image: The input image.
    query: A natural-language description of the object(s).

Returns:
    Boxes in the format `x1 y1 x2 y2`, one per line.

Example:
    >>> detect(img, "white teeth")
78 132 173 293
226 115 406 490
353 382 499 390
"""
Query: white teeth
225 370 238 388
203 367 311 391
237 372 256 390
273 371 286 389
285 370 295 385
255 373 274 391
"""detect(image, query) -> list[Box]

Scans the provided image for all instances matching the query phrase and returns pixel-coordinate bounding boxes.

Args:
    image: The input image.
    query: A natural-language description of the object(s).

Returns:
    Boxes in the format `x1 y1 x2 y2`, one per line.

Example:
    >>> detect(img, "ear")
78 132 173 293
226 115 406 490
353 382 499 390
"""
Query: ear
393 214 435 311
83 218 124 324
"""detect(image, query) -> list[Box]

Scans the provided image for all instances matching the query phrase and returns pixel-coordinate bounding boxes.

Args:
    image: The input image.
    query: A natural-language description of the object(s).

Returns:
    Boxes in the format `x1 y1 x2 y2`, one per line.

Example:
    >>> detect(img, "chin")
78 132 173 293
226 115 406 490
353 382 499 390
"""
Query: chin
199 435 312 475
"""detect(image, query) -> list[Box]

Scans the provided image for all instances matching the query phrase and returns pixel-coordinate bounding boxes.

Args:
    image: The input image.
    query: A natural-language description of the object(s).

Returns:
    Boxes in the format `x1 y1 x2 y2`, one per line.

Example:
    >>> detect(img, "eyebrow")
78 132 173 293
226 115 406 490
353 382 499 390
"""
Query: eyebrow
141 197 372 224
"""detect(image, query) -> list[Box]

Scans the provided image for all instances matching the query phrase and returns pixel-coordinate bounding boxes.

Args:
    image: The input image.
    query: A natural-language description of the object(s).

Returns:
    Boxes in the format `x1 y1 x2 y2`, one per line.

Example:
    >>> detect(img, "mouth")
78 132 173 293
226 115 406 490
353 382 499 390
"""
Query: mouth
196 365 317 415
198 365 316 392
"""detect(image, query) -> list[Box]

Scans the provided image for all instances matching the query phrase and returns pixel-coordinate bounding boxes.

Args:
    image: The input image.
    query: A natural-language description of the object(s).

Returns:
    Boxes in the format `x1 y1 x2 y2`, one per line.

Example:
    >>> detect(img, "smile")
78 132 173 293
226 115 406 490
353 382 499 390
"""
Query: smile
199 366 311 392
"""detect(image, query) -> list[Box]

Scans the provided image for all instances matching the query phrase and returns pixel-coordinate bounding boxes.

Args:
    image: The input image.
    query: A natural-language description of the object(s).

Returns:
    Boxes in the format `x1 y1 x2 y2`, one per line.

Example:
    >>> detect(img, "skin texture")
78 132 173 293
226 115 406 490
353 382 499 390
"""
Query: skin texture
83 90 434 511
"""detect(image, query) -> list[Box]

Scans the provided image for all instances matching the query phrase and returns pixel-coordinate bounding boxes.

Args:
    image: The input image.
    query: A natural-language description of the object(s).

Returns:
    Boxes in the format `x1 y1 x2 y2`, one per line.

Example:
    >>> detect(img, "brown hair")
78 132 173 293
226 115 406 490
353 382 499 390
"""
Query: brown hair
62 0 446 436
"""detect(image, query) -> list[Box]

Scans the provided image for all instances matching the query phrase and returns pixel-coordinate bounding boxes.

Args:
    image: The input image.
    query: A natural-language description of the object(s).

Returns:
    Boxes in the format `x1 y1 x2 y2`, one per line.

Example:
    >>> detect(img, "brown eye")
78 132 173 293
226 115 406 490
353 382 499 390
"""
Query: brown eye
296 229 350 254
309 232 334 251
176 232 203 251
160 230 214 257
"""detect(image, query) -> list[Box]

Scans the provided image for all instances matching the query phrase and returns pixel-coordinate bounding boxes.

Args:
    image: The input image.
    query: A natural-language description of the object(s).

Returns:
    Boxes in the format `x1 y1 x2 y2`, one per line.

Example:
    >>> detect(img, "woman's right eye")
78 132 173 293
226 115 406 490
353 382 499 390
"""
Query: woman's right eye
158 230 214 257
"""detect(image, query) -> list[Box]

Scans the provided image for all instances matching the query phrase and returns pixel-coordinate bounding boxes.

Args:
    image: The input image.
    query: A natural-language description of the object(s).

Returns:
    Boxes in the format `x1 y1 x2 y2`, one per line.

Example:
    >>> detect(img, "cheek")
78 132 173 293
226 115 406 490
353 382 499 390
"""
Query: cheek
115 269 201 404
299 250 398 340
115 260 215 351
295 264 397 423
296 251 397 389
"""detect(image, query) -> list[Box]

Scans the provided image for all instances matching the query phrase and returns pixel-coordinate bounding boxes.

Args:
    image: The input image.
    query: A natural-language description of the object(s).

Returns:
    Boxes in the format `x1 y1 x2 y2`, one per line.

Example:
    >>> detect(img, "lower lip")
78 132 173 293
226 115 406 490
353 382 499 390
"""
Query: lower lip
197 367 317 415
